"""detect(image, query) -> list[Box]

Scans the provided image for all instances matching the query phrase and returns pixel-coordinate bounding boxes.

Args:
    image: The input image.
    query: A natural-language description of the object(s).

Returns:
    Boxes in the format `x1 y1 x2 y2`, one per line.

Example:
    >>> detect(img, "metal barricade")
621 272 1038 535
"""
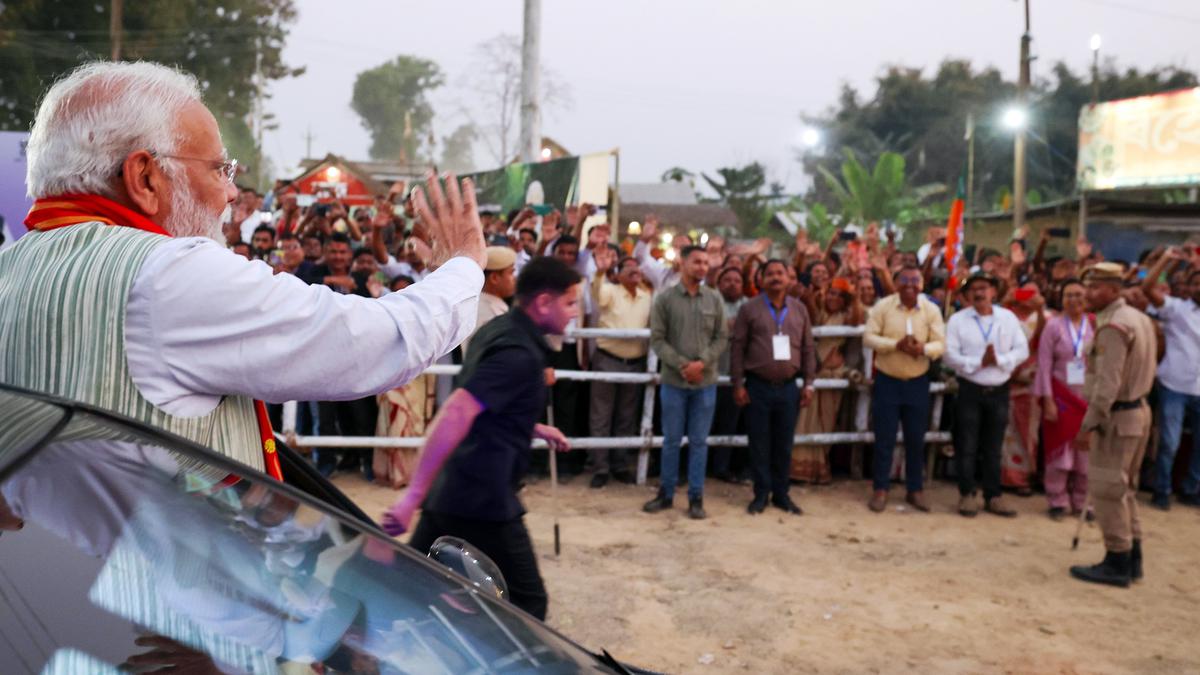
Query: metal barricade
281 326 949 484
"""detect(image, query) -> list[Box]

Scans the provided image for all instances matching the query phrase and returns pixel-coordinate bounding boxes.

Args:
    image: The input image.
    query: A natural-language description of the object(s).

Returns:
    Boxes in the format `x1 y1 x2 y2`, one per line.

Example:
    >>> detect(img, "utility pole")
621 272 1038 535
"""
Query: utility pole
304 127 314 160
109 0 123 61
1090 34 1102 105
1012 0 1031 235
966 112 976 230
518 0 542 164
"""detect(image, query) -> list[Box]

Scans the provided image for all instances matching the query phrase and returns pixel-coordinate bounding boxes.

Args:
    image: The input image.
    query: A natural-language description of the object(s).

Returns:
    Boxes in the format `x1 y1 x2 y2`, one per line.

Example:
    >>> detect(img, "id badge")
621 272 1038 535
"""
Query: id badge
772 334 791 361
1066 359 1086 386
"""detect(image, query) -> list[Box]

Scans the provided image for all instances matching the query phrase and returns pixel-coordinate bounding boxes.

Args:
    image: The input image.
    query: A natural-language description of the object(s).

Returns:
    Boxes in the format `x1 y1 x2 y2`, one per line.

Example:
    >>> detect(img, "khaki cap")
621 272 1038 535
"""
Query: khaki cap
485 246 517 271
1080 262 1124 284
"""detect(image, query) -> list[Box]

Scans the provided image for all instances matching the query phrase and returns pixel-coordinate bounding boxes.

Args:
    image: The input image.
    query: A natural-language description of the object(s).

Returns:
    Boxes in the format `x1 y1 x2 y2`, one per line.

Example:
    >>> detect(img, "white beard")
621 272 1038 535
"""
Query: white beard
164 187 226 241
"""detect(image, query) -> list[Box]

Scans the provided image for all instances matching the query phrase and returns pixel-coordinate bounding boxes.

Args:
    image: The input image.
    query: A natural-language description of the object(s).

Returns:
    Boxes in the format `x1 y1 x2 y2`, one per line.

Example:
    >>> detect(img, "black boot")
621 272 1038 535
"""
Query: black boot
688 497 706 520
642 490 673 513
1131 540 1143 582
1070 551 1132 588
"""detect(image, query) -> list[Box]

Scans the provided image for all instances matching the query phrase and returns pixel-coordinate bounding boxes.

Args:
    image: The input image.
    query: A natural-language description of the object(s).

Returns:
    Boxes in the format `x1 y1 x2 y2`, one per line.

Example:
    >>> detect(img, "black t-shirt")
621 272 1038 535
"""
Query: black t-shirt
423 309 550 521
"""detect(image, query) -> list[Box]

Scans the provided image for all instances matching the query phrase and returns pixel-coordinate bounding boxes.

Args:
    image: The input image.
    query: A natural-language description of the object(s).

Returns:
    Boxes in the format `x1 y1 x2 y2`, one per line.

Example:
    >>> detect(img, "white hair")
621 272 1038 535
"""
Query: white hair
25 61 202 199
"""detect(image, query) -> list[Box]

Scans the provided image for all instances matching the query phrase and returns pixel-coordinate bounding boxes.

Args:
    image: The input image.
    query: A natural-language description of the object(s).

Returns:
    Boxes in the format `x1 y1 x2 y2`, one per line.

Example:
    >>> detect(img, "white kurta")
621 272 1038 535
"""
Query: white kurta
124 237 482 416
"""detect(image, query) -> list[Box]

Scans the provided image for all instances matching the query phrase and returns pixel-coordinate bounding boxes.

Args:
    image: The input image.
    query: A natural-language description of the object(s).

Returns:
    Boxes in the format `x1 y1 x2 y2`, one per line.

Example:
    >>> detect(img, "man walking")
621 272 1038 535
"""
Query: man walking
382 257 579 619
731 259 817 515
944 271 1028 517
644 246 728 519
587 247 651 487
863 265 945 513
1070 263 1157 588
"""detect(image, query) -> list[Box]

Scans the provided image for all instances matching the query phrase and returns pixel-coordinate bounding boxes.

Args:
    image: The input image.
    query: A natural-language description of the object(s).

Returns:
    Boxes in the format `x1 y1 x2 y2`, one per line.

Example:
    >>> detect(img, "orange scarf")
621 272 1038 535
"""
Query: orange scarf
25 193 284 482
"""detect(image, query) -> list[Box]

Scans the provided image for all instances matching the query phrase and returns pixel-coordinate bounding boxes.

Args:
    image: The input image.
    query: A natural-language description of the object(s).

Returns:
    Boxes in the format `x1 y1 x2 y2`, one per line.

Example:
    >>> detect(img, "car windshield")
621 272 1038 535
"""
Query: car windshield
0 388 613 674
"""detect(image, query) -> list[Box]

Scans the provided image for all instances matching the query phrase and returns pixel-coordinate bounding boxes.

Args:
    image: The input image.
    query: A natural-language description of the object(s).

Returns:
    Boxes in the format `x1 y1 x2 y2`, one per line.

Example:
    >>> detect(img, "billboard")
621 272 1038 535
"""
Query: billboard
1077 87 1200 191
0 131 31 249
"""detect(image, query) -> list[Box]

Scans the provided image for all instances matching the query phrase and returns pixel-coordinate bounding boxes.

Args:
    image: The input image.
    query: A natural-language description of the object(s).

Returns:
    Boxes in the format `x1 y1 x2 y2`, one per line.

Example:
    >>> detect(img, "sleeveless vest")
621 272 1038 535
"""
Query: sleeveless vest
0 223 264 470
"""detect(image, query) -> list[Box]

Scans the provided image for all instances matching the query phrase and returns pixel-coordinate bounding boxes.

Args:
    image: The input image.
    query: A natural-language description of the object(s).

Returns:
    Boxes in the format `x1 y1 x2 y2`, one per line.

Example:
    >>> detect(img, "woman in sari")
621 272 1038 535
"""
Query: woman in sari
372 374 436 489
792 277 863 483
1000 280 1047 494
1031 280 1093 519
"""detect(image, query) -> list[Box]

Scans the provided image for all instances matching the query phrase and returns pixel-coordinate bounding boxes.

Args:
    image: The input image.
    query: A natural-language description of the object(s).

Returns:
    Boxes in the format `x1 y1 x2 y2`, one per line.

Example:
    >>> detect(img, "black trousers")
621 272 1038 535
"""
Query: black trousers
409 511 549 621
954 380 1010 499
744 376 801 500
316 396 378 476
709 384 745 476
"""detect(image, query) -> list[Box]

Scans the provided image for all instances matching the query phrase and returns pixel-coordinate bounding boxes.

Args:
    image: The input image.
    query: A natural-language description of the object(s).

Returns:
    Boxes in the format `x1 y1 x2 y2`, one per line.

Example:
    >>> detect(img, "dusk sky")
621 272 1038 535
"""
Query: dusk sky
265 0 1199 193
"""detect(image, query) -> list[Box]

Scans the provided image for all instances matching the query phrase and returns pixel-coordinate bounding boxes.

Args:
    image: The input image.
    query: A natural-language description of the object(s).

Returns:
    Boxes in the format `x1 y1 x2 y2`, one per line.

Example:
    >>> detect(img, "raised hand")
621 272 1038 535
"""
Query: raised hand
640 214 659 243
594 244 617 273
412 171 487 269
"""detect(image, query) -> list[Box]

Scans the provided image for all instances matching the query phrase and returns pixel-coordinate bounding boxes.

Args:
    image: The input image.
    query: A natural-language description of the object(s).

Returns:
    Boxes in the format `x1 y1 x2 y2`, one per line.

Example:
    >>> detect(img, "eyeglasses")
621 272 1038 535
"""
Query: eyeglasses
160 154 239 184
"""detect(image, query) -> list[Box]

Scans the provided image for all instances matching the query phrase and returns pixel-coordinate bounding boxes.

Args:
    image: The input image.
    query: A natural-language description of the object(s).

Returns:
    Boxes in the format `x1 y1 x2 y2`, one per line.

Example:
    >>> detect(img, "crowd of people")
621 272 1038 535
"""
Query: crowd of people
224 183 1200 531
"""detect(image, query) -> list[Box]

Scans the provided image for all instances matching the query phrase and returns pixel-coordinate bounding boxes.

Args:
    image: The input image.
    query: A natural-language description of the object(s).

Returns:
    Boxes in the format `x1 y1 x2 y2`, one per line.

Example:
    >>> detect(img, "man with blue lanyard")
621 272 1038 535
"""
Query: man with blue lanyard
730 259 817 515
945 271 1029 517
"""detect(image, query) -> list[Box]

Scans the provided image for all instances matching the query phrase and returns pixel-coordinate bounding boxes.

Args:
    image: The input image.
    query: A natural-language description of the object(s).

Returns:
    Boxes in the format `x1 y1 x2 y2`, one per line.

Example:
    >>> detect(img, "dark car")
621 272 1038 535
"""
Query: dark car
0 384 654 674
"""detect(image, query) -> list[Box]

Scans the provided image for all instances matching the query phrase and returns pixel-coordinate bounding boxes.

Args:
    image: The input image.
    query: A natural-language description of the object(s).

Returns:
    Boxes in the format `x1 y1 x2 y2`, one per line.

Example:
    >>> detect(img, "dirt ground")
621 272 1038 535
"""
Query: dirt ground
335 475 1200 675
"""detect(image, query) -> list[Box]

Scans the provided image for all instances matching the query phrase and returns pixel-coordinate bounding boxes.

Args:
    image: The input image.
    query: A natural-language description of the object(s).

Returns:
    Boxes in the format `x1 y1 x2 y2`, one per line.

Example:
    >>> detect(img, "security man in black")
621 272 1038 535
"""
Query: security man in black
383 257 579 620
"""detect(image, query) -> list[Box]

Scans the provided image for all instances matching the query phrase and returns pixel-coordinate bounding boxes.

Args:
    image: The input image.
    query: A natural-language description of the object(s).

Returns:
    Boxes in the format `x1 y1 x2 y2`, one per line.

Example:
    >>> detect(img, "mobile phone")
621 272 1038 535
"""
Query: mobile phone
594 205 608 214
314 204 330 218
838 230 857 241
935 237 946 247
1014 288 1036 302
531 204 554 216
1047 227 1071 238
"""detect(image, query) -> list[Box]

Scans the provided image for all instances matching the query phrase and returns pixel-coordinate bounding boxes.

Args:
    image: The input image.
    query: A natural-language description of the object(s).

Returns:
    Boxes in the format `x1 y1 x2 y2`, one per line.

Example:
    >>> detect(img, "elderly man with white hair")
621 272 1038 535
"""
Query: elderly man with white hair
0 61 486 477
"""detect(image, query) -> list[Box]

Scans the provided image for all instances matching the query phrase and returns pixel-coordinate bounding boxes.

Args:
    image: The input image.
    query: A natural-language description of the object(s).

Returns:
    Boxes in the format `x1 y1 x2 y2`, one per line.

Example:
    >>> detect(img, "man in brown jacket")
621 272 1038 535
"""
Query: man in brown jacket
731 259 817 515
1070 263 1157 588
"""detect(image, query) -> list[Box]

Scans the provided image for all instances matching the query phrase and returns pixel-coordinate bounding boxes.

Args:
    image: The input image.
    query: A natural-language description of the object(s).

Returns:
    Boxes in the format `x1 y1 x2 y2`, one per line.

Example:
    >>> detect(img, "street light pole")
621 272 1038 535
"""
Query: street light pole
1012 0 1031 235
518 0 542 164
1090 34 1102 105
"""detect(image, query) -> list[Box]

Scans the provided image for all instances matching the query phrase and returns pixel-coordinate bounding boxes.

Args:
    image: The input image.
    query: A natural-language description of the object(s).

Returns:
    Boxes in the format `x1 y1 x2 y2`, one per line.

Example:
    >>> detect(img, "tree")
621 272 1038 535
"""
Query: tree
0 0 302 188
456 34 571 166
800 59 1198 212
350 55 443 162
702 162 771 236
439 123 477 174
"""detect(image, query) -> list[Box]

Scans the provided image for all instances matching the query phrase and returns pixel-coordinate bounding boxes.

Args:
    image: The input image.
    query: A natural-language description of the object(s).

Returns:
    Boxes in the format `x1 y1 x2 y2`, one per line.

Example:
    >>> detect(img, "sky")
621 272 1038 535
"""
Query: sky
264 0 1200 194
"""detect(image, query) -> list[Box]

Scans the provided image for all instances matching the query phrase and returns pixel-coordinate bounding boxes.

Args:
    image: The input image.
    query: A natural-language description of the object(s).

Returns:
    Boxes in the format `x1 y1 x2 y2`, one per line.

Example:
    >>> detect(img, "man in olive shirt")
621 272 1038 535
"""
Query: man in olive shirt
645 245 729 519
862 265 946 513
1070 263 1157 588
731 259 817 515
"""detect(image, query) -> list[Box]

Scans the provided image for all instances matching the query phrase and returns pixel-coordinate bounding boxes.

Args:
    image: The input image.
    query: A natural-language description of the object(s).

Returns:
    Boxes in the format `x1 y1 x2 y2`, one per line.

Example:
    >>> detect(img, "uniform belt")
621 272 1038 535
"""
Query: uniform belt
959 379 1009 395
596 348 647 366
1110 398 1144 412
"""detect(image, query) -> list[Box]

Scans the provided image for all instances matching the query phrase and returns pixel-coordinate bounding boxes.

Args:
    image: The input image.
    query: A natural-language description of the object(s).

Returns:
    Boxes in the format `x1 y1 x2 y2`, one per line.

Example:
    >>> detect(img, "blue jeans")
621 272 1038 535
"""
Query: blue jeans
1154 385 1200 497
871 372 931 493
660 383 717 500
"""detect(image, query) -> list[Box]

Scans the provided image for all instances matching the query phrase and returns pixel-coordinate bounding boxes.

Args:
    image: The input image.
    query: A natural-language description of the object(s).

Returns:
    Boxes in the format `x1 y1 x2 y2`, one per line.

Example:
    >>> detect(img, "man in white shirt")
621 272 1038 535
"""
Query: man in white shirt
944 271 1029 517
1140 248 1200 509
0 61 486 475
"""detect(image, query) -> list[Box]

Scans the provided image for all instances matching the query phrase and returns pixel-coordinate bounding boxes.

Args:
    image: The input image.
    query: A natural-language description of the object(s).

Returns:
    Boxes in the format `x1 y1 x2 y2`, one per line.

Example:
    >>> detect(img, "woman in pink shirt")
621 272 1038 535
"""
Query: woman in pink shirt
1032 280 1094 519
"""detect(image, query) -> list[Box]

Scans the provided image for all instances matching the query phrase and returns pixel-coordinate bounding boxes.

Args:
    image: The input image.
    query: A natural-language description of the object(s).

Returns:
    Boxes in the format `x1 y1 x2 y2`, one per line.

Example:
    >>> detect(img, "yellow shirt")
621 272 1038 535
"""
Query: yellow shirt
863 293 946 380
592 275 652 359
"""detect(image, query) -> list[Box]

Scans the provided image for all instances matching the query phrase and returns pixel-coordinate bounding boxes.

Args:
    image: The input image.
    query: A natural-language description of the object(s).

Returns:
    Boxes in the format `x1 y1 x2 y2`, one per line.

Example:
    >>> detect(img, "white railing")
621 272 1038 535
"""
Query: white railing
281 326 950 484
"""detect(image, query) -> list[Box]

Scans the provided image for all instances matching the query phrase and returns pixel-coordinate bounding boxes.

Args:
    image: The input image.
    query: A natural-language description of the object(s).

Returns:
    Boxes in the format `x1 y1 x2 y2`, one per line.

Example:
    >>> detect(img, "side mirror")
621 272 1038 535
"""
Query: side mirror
428 536 508 601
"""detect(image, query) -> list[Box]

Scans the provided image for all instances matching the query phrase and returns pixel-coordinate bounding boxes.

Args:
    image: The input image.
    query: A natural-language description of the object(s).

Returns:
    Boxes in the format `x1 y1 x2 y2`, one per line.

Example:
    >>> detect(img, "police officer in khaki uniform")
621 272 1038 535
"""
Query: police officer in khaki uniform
1069 263 1157 588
